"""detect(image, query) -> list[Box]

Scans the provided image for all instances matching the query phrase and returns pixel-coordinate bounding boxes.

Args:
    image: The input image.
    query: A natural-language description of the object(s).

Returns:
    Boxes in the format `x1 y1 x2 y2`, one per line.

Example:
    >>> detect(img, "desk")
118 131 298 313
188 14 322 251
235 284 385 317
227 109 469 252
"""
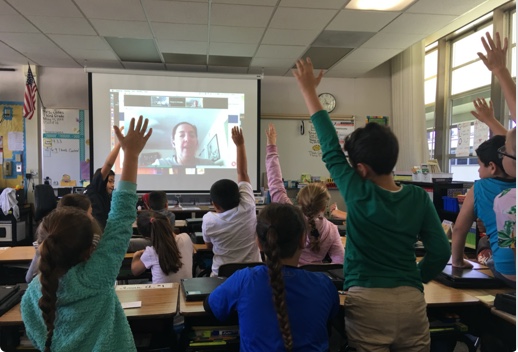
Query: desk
0 284 179 326
0 246 133 264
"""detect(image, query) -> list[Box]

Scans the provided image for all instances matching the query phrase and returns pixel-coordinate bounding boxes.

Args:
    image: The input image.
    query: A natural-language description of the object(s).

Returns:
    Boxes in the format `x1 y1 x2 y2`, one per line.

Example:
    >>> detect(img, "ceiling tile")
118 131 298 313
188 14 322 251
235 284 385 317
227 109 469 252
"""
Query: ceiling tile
361 32 424 49
312 30 375 48
85 60 124 69
407 0 487 16
105 37 161 62
250 57 295 68
49 35 111 50
262 28 320 46
90 20 153 39
382 13 458 34
166 63 207 72
210 26 264 44
208 55 252 67
0 1 17 15
75 0 146 21
163 53 206 65
122 61 166 70
328 59 382 77
143 0 209 24
0 14 39 33
151 23 207 41
211 4 275 27
279 0 349 10
269 7 337 30
255 45 306 59
0 33 61 51
209 42 257 56
6 0 83 17
0 42 29 65
327 10 400 32
249 66 289 76
65 48 120 61
212 0 278 5
301 47 353 69
344 47 402 62
26 16 96 35
208 65 248 73
158 40 207 55
24 52 79 67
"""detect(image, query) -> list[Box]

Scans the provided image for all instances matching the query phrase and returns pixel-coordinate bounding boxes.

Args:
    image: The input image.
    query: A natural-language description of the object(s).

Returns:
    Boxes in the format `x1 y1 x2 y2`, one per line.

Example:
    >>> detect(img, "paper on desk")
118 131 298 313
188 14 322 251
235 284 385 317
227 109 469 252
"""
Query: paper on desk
121 301 142 309
476 295 495 303
116 283 173 290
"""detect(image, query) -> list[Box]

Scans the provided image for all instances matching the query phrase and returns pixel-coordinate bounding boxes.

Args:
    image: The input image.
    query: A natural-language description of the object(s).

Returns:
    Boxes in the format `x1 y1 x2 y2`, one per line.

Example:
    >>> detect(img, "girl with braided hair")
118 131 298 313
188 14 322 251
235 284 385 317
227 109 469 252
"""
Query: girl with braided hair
131 210 193 284
21 116 152 352
205 203 339 351
265 123 344 265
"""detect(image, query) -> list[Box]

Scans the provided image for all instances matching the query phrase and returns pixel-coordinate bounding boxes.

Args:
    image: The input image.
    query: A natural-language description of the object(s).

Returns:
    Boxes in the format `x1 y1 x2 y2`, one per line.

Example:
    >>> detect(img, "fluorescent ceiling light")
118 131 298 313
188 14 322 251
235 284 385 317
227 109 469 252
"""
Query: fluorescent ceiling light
346 0 416 11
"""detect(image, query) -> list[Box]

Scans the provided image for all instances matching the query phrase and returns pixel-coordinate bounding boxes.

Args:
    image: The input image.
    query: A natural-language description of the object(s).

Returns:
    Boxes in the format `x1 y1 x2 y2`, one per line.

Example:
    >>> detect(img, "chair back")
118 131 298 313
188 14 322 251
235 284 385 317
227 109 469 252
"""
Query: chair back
218 262 265 278
34 184 57 222
299 263 343 272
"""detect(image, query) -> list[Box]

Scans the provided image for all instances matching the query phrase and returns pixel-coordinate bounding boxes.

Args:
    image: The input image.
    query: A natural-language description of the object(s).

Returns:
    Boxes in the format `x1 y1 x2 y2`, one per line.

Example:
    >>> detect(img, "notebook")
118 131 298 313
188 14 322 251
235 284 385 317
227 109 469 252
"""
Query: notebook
435 266 505 288
181 277 227 302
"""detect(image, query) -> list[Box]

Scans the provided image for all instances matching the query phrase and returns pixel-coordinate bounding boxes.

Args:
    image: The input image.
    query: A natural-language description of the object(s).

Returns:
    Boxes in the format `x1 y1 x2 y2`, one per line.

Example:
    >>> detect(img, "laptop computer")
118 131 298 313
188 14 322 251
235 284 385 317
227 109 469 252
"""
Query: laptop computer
181 277 227 302
435 266 505 288
0 283 27 317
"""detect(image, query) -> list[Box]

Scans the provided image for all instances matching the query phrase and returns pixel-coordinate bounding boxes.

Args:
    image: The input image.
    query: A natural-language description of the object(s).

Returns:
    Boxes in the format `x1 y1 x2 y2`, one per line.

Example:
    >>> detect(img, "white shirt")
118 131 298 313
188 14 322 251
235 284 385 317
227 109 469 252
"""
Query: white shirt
202 182 261 276
140 233 193 284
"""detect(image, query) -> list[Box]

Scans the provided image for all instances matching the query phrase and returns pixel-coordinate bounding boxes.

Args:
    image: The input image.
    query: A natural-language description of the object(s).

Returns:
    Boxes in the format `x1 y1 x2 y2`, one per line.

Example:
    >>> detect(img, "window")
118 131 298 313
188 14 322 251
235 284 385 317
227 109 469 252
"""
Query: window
425 45 438 158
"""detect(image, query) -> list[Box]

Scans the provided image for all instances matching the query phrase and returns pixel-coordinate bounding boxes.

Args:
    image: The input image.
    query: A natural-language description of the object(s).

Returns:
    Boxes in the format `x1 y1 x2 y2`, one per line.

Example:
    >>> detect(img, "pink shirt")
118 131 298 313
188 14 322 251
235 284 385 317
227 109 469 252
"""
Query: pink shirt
266 145 344 265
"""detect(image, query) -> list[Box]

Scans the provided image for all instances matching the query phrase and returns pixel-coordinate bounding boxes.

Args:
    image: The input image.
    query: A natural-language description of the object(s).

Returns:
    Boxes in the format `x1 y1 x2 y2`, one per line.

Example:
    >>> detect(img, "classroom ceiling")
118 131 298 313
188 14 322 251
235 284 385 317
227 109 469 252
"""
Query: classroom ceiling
0 0 494 78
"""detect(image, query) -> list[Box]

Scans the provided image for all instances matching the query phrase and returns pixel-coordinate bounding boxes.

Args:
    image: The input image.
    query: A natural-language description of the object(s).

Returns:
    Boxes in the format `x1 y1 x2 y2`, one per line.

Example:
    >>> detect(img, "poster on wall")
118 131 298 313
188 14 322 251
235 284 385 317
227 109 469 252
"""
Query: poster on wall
308 119 355 158
41 109 89 187
473 120 490 150
456 121 471 157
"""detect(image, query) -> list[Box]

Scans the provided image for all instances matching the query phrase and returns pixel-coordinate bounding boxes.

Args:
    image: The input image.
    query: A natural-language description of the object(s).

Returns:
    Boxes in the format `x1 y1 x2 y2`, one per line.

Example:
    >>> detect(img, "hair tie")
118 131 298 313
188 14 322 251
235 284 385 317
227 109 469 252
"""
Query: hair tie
150 217 155 224
92 234 100 249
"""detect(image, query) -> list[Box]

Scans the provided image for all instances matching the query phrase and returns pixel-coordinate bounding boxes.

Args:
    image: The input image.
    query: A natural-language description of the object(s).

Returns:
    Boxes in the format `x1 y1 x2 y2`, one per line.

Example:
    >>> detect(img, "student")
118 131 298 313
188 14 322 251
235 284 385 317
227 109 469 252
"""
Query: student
495 128 516 255
21 116 152 352
293 57 450 351
451 135 515 286
131 211 192 284
148 191 175 226
84 139 122 230
205 203 339 351
265 123 343 265
152 122 214 167
25 194 95 283
202 126 261 276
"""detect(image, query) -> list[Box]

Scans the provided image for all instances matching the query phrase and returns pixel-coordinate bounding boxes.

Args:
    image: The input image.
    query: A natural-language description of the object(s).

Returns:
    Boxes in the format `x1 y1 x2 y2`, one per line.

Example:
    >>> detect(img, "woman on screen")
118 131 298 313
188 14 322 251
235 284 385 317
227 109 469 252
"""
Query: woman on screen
152 122 214 167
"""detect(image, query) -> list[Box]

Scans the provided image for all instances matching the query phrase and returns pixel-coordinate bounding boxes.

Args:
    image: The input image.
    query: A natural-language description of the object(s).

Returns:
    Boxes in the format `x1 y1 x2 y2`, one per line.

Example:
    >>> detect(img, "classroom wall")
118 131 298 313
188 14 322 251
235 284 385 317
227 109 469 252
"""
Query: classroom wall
3 63 392 209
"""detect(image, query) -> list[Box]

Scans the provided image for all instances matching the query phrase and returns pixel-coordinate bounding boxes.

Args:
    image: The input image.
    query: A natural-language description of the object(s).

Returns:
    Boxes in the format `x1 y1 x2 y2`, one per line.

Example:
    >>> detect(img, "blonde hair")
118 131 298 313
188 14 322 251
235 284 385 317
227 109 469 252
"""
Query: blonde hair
296 182 330 252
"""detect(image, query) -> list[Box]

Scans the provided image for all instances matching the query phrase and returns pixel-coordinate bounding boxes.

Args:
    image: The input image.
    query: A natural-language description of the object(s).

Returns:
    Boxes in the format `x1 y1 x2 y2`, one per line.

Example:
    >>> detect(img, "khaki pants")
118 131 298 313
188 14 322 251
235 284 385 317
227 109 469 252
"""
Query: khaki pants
344 286 430 352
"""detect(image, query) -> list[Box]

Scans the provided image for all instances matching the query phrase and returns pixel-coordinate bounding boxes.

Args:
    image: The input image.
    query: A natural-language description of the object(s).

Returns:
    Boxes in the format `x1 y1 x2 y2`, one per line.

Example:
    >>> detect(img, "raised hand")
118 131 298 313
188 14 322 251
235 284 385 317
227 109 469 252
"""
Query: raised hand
231 126 244 146
292 58 325 115
470 98 495 123
113 115 152 156
478 32 508 73
266 123 277 146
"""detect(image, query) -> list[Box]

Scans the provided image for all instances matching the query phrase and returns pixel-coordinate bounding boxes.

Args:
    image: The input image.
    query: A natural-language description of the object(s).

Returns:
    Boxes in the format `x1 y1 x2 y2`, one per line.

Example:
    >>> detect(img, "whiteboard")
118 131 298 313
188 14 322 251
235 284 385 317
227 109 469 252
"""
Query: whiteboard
41 109 89 187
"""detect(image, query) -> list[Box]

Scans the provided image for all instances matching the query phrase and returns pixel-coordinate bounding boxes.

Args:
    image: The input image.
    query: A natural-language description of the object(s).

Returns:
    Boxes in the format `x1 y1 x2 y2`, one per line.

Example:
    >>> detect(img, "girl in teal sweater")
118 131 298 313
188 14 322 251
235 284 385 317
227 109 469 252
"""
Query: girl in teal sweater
21 116 152 352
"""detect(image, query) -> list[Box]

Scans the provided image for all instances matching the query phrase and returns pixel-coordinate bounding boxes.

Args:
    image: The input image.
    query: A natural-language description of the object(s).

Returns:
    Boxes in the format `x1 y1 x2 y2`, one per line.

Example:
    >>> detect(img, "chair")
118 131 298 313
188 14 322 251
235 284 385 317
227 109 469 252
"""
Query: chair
218 262 265 278
299 263 343 273
34 184 57 222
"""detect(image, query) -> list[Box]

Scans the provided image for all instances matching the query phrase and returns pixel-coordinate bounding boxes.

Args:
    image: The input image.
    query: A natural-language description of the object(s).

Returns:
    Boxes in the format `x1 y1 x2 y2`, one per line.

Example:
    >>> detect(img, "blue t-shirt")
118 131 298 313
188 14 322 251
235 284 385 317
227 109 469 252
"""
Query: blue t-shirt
474 177 516 275
208 265 339 352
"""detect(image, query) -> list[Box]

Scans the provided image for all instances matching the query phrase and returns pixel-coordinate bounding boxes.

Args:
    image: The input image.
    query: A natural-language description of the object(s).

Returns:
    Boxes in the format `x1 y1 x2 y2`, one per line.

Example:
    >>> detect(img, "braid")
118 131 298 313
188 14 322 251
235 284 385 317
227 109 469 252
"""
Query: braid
264 227 293 352
307 217 320 252
38 238 62 352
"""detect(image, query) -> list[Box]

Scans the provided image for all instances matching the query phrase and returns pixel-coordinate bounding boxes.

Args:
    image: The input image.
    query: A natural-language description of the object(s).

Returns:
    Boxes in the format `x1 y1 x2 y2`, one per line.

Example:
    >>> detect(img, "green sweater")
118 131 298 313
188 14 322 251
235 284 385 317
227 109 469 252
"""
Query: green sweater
311 110 450 291
21 181 138 352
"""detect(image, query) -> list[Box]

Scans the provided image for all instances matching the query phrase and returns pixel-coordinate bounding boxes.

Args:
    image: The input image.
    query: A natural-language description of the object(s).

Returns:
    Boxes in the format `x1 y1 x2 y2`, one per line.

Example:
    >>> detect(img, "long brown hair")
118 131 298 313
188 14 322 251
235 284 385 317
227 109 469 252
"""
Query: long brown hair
296 182 330 252
37 207 101 352
137 211 183 275
256 203 307 352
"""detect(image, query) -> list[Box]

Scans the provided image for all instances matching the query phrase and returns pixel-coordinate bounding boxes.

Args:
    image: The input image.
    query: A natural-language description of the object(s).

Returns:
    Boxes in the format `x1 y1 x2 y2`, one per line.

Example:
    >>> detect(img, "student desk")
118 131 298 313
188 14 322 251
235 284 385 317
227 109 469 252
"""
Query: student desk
0 246 133 264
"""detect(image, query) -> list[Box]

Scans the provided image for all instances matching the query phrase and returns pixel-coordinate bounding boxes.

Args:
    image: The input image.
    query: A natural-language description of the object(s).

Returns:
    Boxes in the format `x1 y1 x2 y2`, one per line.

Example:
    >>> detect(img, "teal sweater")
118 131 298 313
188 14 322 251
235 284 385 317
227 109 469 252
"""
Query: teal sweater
21 181 138 352
311 110 450 291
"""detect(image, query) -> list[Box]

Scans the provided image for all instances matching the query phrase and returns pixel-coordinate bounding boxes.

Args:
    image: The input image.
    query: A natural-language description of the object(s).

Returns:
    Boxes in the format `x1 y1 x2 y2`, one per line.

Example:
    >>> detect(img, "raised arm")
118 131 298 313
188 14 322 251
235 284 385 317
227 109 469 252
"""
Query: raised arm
265 123 292 204
100 126 124 180
232 126 250 183
471 98 507 136
292 58 324 115
450 186 476 269
478 32 516 122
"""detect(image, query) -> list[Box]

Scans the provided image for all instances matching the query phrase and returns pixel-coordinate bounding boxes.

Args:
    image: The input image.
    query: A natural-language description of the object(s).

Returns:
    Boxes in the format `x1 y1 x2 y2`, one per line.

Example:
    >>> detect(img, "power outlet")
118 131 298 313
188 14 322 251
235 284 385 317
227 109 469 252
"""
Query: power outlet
16 164 22 173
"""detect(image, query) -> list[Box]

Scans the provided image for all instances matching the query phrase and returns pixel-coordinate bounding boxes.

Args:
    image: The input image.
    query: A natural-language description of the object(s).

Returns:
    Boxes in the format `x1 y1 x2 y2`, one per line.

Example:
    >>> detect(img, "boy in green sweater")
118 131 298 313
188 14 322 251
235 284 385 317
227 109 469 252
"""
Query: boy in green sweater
293 58 450 352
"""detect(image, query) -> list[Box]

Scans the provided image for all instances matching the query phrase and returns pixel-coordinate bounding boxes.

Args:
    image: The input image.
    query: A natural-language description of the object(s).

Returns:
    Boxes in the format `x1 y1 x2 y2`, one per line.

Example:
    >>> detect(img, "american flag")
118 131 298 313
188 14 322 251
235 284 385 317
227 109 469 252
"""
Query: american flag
23 65 37 119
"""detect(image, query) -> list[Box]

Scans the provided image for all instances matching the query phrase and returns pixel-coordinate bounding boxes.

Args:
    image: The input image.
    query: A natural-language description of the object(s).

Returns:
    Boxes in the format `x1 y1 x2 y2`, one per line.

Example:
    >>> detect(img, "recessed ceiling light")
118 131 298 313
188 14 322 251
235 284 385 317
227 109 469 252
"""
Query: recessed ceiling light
345 0 416 11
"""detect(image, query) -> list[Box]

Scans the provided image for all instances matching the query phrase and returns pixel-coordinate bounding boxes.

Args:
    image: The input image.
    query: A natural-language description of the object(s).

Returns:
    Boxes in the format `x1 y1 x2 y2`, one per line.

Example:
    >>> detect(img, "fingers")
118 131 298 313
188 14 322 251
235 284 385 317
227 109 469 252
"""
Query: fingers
485 31 496 50
113 125 124 142
481 35 491 54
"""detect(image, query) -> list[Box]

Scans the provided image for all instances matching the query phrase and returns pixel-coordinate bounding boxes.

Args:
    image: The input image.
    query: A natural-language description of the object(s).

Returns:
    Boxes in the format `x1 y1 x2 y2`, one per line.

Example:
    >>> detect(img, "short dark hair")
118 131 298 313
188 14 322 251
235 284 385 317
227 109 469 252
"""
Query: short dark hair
58 194 91 212
476 135 505 171
210 179 240 211
344 122 399 175
172 122 198 140
148 191 168 211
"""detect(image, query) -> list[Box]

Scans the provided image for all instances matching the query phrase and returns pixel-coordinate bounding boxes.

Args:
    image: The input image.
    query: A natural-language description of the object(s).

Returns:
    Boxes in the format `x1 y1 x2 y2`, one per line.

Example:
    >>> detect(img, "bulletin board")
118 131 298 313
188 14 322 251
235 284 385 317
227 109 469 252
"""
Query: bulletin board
41 109 90 187
0 101 26 189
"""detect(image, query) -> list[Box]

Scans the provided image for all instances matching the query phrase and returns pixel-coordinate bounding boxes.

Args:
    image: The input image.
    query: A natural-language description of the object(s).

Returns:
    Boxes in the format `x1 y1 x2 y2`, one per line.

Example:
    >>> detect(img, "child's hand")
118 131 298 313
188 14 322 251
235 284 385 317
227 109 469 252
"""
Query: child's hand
266 123 277 146
329 202 337 212
231 126 244 146
292 57 323 95
470 98 495 124
478 32 508 74
114 115 152 156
